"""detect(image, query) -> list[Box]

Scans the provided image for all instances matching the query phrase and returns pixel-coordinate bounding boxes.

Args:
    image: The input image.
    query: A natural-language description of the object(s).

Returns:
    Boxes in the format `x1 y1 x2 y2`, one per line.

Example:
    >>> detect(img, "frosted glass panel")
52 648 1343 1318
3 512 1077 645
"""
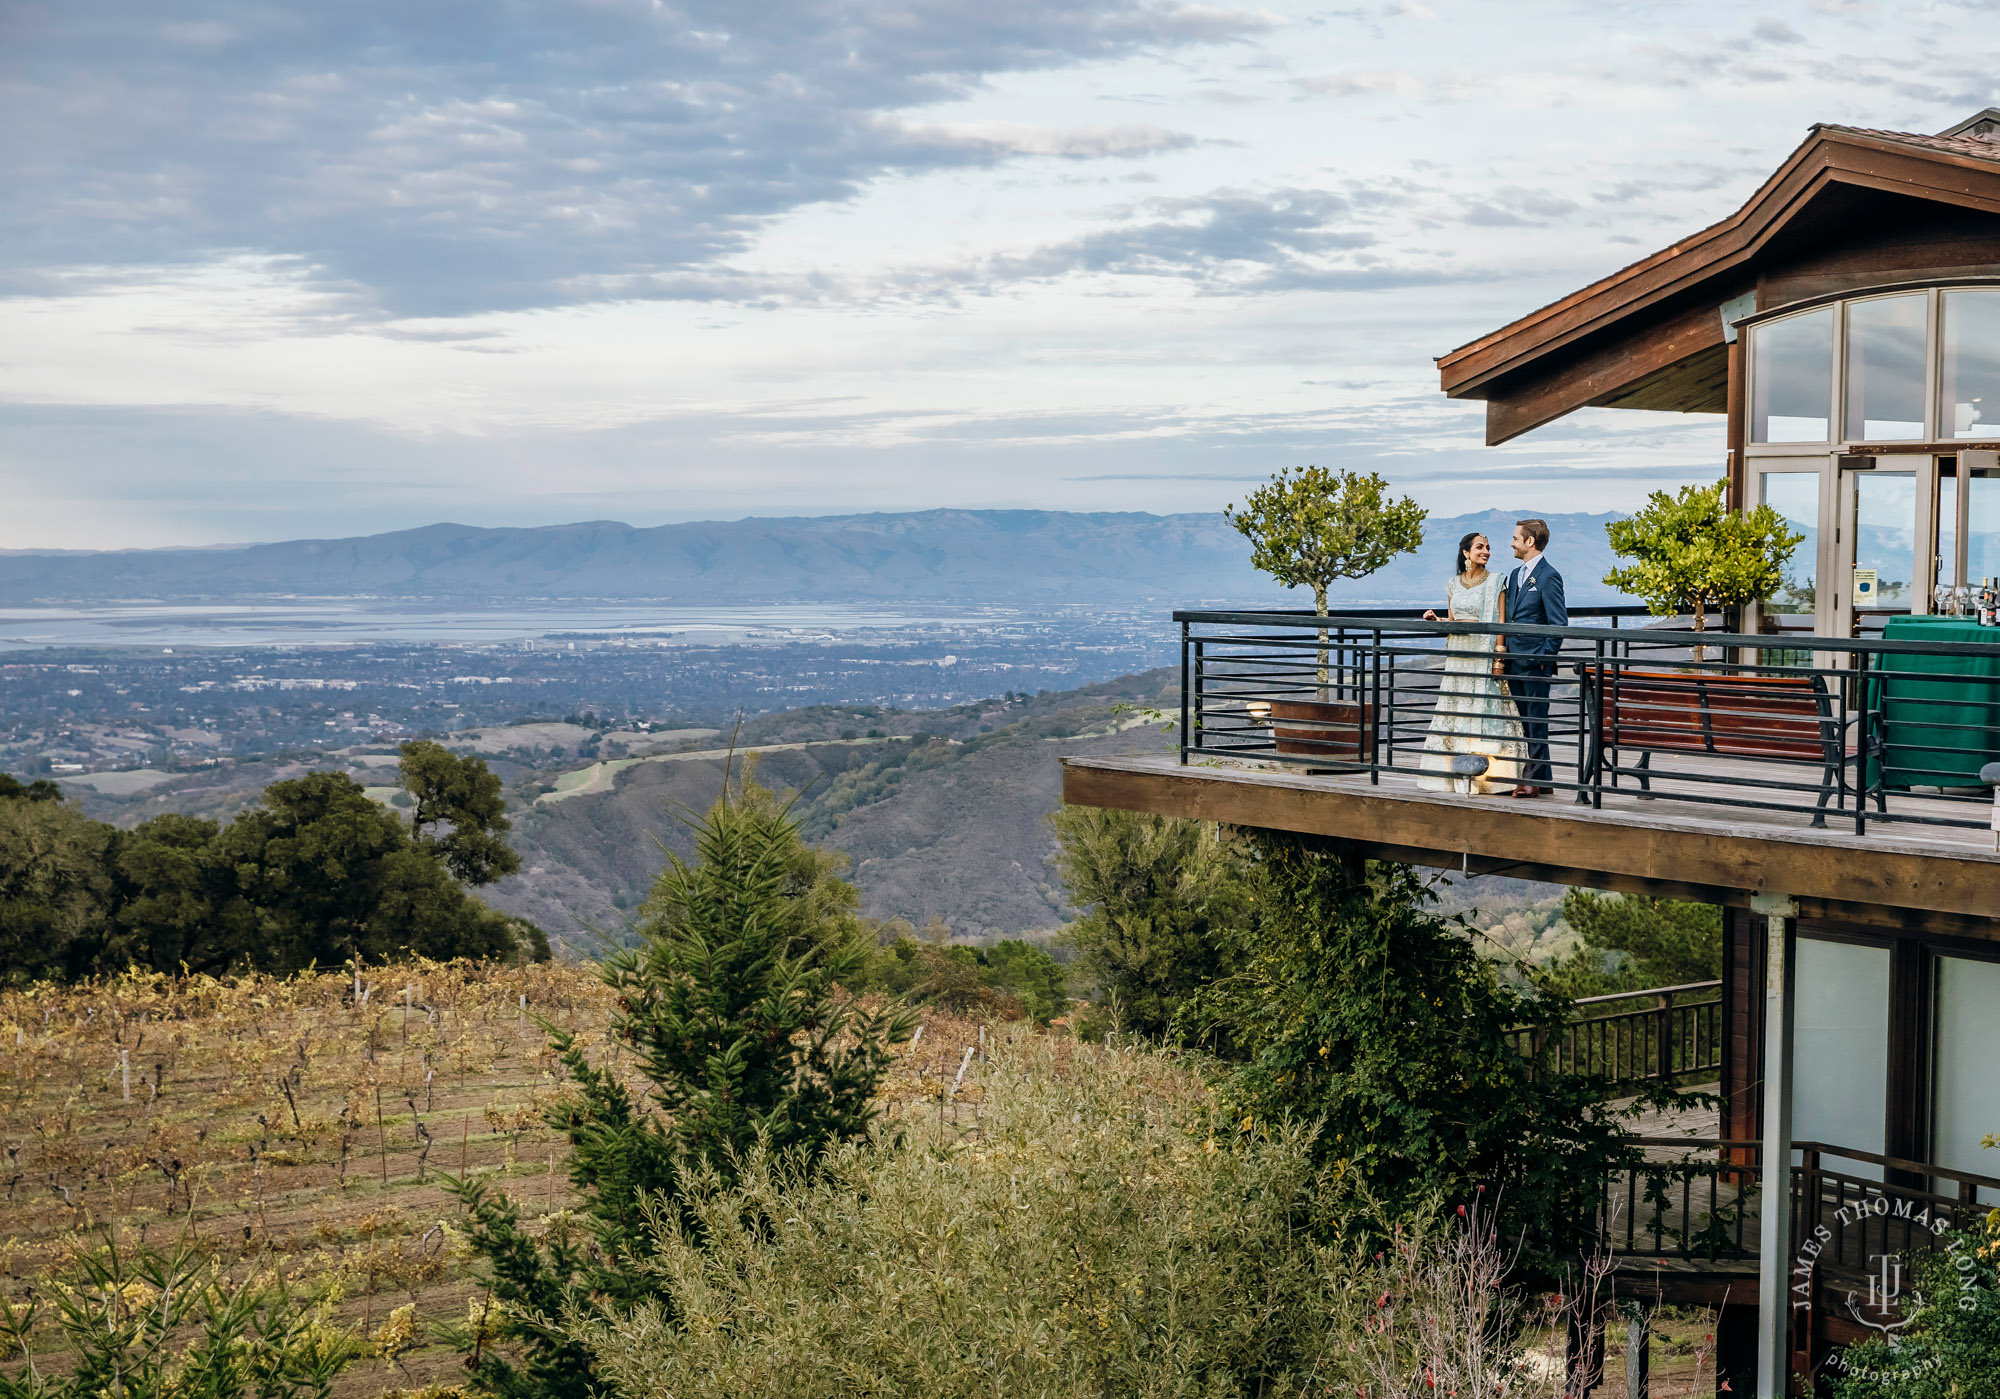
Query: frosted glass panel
1844 294 1928 441
1753 309 1834 443
1793 938 1889 1179
1935 956 2000 1206
1941 290 2000 437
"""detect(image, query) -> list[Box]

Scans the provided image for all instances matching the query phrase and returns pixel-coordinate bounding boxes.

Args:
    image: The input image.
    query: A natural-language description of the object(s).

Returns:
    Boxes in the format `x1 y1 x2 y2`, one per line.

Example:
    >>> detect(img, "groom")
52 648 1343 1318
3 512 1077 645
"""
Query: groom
1502 518 1566 797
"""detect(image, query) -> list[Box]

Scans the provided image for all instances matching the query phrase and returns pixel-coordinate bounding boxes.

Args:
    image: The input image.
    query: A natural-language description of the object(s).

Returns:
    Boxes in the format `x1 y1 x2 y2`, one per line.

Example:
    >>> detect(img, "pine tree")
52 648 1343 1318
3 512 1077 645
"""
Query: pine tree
451 774 916 1398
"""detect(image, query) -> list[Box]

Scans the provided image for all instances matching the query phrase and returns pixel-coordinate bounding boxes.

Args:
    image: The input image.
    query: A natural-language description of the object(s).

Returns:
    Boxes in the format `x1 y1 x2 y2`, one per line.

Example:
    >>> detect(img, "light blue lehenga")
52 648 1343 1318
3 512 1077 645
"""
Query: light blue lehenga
1416 571 1527 795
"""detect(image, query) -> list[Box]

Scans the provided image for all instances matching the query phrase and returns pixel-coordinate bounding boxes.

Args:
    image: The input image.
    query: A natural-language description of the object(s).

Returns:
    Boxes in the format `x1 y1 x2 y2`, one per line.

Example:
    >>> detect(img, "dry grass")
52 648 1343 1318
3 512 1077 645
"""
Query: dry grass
0 962 992 1397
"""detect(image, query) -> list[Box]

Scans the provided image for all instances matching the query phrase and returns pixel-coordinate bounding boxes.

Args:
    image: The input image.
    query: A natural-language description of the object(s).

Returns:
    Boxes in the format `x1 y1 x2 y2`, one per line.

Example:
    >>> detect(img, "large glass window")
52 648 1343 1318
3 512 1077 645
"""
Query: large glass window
1941 290 2000 438
1844 294 1929 440
1752 308 1834 443
1792 938 1889 1180
1933 956 2000 1206
1760 472 1819 614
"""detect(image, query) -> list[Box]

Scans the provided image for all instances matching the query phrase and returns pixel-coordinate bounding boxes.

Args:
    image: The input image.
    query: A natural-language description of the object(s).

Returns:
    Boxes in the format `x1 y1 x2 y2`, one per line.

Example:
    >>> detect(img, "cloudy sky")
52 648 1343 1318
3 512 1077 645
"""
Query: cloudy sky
1 0 1993 548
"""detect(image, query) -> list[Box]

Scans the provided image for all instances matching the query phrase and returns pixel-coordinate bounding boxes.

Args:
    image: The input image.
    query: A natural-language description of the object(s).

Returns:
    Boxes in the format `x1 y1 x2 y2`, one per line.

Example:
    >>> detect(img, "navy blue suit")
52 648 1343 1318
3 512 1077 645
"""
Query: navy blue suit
1503 557 1567 786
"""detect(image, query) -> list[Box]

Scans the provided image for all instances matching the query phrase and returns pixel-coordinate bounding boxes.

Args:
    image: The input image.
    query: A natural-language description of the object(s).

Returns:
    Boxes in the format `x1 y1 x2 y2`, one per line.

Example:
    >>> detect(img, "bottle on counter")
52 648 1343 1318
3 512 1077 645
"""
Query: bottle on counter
1981 577 1999 626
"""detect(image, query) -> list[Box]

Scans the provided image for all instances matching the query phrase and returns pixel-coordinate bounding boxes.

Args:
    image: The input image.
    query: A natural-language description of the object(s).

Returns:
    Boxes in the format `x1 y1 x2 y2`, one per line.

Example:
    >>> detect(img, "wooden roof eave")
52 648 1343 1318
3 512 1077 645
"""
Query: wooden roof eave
1436 128 2000 405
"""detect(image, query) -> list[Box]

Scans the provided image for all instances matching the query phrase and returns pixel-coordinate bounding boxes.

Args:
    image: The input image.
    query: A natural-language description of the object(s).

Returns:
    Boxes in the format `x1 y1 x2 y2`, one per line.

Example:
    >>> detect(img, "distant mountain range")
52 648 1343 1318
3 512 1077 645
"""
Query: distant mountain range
0 509 1637 608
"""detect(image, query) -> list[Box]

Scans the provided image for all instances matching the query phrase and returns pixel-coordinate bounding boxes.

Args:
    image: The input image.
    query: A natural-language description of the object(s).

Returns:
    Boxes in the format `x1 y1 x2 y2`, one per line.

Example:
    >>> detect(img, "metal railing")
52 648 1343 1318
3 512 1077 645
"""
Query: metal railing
1177 609 2000 835
1595 1138 2000 1263
1506 980 1723 1085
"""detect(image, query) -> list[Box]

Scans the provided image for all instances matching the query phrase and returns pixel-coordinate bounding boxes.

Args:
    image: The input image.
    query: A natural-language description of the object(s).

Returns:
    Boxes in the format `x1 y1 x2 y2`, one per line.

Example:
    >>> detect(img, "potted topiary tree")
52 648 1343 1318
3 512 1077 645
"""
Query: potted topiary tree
1603 480 1804 659
1226 465 1426 760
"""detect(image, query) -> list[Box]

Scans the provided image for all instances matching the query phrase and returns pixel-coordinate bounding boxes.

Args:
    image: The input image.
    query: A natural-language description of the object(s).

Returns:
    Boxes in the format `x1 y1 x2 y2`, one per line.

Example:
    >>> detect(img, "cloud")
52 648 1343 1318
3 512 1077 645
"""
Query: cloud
1297 70 1423 98
1461 185 1581 228
974 183 1463 293
563 181 1458 304
0 0 1267 316
1751 18 1806 43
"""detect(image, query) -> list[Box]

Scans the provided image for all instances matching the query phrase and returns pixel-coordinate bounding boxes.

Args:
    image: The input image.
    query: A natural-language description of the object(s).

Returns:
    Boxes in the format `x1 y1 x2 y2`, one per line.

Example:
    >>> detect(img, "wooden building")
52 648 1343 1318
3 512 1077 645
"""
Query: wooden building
1437 111 2000 639
1063 114 2000 1398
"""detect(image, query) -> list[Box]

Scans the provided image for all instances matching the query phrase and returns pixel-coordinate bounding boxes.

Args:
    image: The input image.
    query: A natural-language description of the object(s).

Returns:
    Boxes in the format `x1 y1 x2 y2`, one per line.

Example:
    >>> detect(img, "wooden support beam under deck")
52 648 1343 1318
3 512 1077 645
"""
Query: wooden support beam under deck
1060 755 2000 937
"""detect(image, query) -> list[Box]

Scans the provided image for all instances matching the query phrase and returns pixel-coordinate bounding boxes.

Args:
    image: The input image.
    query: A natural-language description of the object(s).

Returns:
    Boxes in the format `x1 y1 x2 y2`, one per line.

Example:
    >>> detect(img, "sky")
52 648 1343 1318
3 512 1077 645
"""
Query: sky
2 0 1996 549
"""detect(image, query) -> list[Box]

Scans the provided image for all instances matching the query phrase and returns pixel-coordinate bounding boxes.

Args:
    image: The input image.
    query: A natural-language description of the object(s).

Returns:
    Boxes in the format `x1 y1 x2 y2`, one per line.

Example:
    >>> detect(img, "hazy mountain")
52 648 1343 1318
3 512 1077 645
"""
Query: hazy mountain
0 509 1636 608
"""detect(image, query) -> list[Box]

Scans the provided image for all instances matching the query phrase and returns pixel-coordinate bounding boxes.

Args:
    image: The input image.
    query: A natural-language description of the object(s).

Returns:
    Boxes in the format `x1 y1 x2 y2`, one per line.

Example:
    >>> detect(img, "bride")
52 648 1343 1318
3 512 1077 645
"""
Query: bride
1416 532 1528 795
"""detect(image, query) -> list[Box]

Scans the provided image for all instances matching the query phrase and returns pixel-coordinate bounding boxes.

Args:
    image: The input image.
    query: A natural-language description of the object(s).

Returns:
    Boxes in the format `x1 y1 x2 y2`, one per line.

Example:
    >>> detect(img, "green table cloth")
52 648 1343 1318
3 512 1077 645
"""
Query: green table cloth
1873 615 2000 790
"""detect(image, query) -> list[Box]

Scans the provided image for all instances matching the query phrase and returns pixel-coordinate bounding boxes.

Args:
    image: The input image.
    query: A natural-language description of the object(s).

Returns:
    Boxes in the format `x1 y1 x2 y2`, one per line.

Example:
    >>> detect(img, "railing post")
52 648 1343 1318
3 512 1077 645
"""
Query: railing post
1591 643 1606 810
1385 635 1398 772
1179 621 1190 767
1655 991 1674 1083
1193 639 1205 759
1854 649 1869 836
1801 1145 1821 1238
1370 627 1382 784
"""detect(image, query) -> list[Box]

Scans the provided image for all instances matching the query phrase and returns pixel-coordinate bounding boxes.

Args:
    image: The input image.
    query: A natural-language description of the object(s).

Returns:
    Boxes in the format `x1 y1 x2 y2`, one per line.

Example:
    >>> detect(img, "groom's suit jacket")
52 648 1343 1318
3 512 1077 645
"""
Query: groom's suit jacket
1504 556 1567 657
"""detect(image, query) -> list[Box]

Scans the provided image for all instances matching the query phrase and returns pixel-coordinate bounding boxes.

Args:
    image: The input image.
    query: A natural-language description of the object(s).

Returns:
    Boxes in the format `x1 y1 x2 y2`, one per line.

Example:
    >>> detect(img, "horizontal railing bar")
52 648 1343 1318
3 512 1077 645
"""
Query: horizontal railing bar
1180 605 1653 620
1176 610 2000 657
1571 981 1721 1005
1794 1139 2000 1190
1625 1138 1763 1149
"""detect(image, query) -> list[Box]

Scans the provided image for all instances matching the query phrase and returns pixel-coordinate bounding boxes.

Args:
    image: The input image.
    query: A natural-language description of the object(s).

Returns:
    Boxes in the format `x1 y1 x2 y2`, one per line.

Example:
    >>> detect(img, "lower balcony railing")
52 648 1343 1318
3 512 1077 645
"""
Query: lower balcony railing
1177 609 2000 836
1594 1138 2000 1265
1506 980 1723 1086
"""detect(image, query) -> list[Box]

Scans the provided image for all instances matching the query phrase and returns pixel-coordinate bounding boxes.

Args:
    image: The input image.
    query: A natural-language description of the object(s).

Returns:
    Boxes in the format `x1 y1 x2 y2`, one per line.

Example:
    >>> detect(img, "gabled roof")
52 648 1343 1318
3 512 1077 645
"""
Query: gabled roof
1438 117 2000 444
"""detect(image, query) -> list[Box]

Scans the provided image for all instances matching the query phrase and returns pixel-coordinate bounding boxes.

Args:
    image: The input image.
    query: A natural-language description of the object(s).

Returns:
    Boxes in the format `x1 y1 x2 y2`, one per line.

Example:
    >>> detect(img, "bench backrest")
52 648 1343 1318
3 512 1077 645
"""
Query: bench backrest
1603 670 1832 761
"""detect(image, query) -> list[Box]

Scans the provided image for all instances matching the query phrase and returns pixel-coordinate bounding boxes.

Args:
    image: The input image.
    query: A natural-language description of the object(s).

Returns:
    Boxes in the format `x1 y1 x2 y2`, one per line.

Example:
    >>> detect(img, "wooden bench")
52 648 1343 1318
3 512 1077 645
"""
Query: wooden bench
1593 669 1851 827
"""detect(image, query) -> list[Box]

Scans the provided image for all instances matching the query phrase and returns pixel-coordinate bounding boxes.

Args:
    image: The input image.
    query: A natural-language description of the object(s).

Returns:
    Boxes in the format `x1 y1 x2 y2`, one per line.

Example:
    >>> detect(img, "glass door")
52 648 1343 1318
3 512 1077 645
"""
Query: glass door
1839 463 1919 634
1965 455 2000 593
1757 466 1828 641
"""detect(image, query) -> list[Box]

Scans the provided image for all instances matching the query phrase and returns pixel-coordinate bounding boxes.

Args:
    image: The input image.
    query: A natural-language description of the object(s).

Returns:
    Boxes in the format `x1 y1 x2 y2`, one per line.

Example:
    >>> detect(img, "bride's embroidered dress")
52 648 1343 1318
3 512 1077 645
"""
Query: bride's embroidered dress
1416 571 1528 795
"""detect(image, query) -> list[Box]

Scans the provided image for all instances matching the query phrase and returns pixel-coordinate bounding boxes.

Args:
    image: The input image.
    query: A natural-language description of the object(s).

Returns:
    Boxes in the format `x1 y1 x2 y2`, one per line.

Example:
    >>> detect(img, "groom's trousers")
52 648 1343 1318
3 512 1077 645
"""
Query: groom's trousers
1506 655 1555 786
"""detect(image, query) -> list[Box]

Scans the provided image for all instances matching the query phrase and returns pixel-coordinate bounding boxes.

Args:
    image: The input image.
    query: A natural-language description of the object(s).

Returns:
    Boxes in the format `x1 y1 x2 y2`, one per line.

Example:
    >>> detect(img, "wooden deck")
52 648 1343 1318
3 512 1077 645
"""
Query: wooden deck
1061 752 2000 937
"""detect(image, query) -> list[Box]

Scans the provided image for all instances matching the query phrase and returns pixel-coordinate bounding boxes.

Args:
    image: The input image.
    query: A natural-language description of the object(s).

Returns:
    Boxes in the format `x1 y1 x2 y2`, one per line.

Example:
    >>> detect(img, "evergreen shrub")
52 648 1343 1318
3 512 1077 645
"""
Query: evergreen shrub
556 1033 1366 1399
451 775 915 1398
1184 836 1680 1270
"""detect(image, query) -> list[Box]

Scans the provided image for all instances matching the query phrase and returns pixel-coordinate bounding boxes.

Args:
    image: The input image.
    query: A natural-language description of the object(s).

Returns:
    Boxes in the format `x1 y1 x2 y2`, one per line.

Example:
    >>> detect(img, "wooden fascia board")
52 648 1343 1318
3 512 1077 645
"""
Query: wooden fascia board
1439 132 2000 401
1481 299 1725 445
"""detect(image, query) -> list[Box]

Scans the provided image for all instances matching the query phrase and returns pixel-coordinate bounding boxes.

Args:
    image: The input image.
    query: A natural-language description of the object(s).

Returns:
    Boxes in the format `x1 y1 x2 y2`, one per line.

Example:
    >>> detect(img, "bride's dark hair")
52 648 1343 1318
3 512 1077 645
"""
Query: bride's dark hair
1455 532 1486 578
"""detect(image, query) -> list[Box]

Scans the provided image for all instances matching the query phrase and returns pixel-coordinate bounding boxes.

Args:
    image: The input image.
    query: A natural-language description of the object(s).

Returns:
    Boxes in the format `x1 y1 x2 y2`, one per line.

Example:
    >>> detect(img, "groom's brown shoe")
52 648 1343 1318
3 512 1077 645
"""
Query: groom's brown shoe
1510 785 1542 798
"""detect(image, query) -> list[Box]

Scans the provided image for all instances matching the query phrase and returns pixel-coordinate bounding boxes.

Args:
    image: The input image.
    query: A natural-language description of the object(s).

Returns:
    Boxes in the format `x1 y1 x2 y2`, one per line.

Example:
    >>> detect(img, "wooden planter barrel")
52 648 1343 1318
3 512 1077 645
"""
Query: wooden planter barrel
1269 698 1377 764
